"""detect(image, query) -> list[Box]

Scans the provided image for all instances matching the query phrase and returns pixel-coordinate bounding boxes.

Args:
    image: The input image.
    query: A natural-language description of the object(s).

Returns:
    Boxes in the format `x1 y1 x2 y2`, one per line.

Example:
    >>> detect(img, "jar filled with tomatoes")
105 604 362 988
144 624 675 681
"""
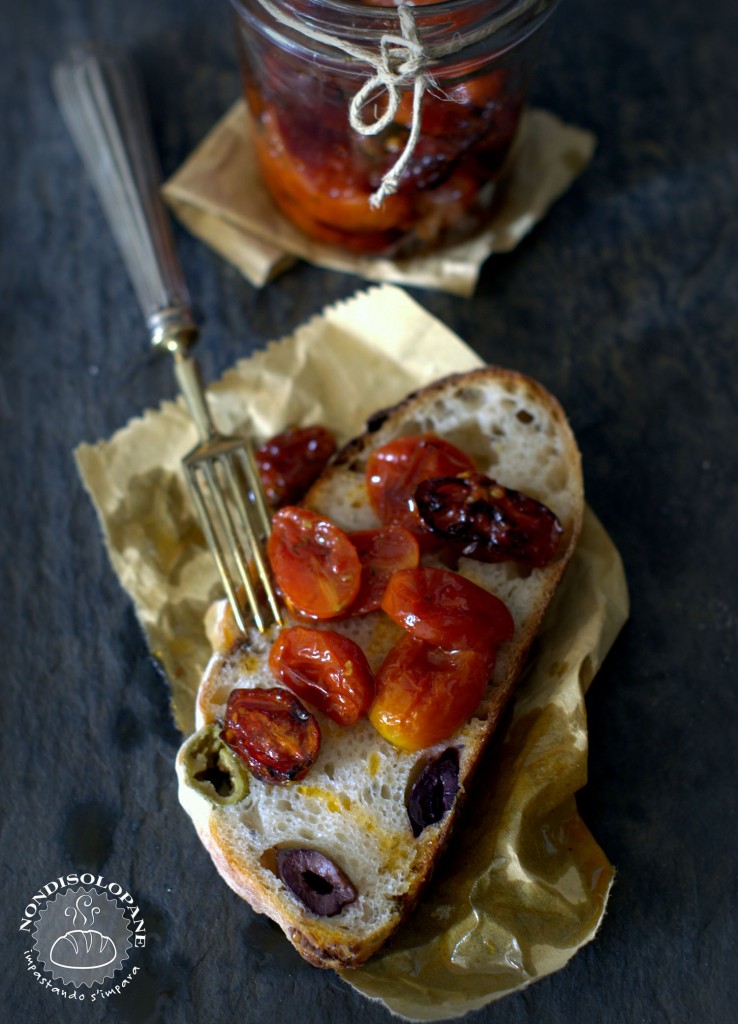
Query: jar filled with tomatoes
231 0 561 256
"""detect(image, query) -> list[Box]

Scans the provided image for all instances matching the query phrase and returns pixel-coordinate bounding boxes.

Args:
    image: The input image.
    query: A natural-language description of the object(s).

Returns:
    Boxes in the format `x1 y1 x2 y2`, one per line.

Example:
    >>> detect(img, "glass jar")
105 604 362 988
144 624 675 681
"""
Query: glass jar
231 0 560 257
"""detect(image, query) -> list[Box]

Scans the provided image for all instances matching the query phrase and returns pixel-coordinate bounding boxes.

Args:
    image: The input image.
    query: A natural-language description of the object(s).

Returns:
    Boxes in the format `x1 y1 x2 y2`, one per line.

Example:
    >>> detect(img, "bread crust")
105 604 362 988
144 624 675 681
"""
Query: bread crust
176 367 584 969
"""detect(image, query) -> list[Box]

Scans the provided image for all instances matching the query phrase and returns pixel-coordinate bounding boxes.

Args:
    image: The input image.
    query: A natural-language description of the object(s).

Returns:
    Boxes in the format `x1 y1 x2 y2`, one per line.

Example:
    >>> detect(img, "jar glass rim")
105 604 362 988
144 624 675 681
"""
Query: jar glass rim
230 0 561 58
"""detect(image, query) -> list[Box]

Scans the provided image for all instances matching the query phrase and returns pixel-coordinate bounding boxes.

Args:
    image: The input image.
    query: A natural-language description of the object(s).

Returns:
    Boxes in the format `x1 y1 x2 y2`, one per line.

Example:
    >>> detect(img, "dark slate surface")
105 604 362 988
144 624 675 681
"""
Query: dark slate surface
2 0 738 1021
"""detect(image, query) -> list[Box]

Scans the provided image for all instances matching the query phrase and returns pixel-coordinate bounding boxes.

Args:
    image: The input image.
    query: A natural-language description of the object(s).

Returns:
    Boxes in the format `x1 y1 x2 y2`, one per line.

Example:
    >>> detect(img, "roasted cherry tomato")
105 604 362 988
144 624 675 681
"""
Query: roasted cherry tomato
415 473 563 567
370 635 494 752
267 507 361 618
269 626 375 726
256 425 336 507
381 566 514 653
365 434 476 536
221 686 320 784
393 71 506 138
346 525 420 615
254 107 411 249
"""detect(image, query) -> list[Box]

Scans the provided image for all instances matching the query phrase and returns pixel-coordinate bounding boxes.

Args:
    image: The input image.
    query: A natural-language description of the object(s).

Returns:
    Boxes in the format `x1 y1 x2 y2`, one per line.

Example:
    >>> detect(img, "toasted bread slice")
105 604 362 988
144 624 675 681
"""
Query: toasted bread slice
176 367 584 969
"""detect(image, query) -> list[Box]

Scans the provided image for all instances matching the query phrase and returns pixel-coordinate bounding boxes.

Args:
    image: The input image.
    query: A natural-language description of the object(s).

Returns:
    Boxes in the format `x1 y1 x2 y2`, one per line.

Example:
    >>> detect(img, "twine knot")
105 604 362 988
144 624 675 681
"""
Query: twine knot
348 5 430 207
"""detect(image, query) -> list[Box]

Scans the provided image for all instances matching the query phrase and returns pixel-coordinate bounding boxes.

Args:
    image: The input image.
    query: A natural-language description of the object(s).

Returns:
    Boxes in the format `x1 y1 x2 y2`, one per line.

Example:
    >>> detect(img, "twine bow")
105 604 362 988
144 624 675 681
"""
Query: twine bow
348 5 430 206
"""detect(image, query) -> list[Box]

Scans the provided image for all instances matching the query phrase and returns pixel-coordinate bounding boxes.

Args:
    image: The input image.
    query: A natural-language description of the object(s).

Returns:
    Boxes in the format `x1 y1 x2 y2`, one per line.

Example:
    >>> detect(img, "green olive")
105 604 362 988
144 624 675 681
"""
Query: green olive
181 723 250 805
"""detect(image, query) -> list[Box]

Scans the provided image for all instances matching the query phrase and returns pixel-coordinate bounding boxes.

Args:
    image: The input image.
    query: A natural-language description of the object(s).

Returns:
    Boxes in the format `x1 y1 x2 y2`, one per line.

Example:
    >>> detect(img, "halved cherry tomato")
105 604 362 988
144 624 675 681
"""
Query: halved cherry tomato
266 184 402 254
256 425 336 507
365 434 476 536
369 635 494 752
393 71 506 138
346 525 420 615
267 507 361 619
381 566 514 653
221 687 320 784
269 626 375 726
255 107 412 236
415 473 563 567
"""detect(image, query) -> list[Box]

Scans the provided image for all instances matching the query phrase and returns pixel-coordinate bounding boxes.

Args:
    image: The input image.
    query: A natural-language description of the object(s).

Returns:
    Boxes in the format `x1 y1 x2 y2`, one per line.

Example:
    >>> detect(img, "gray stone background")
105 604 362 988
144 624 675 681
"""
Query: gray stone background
2 0 737 1021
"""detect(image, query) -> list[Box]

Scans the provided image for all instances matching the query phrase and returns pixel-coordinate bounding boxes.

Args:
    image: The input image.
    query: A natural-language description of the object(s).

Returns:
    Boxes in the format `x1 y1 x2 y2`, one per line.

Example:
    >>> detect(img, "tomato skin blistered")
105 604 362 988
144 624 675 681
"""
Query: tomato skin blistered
365 434 476 538
220 687 320 784
415 472 563 567
269 626 375 726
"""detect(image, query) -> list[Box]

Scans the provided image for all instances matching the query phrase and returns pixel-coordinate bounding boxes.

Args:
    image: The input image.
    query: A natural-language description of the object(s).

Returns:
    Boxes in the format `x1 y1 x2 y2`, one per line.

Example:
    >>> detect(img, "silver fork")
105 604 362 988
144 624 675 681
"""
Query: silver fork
53 43 282 634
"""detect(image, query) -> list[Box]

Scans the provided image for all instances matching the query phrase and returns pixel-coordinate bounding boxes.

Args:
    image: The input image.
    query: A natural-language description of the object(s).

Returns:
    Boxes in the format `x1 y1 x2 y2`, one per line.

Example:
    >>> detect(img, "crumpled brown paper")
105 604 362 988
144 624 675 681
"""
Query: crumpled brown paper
162 102 596 297
75 284 628 1019
339 505 627 1019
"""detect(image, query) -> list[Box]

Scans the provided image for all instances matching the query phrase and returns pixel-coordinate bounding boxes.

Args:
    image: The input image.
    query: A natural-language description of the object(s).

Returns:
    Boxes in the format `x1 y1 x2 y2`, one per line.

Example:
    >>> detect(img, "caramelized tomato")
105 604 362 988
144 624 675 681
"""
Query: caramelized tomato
370 635 494 752
221 687 320 784
416 473 563 567
267 507 361 618
346 525 420 615
269 626 375 726
365 434 476 536
254 107 411 248
256 425 336 507
381 566 514 653
393 71 505 138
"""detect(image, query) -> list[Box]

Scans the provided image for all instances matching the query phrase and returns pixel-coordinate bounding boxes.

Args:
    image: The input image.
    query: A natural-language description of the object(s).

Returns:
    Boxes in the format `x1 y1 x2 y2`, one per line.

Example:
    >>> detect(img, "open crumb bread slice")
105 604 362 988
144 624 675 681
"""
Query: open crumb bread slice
176 367 584 969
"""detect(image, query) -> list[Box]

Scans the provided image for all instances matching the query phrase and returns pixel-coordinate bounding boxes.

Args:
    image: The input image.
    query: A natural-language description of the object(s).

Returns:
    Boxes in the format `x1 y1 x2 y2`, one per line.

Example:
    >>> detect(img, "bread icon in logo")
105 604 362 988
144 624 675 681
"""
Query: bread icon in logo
49 894 117 970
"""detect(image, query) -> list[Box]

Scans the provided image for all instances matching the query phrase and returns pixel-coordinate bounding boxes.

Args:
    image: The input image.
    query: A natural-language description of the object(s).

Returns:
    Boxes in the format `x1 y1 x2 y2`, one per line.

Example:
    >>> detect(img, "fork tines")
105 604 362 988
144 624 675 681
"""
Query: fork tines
184 437 282 635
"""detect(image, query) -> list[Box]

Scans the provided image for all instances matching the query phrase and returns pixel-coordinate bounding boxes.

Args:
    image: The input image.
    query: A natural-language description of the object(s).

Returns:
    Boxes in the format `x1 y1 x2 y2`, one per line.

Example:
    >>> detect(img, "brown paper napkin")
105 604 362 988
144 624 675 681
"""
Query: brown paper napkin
162 102 596 297
75 284 628 1018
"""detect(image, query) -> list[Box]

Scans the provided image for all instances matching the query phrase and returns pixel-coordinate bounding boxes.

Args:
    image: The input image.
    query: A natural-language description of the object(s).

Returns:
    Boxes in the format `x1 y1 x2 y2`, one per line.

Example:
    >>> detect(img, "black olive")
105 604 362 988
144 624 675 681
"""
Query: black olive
407 748 460 837
276 848 357 916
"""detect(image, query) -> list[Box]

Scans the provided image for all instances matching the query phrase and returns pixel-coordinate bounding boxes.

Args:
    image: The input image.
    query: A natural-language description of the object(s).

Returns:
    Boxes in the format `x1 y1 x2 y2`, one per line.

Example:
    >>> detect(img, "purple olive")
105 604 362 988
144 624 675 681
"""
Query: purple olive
276 848 357 916
407 748 460 837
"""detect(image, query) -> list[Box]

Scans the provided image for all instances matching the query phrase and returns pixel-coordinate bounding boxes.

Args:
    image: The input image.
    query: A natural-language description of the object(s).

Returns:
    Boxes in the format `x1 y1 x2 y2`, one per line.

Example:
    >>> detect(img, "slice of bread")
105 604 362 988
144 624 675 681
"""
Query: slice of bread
176 367 584 970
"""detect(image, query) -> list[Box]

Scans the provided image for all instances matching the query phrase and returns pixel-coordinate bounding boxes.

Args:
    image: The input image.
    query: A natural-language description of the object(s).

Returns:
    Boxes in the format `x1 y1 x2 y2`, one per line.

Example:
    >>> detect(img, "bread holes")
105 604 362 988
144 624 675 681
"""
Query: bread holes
296 827 318 842
502 560 533 581
516 408 535 424
455 387 486 411
399 415 449 436
545 462 568 492
428 399 452 421
259 847 279 875
445 422 497 466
